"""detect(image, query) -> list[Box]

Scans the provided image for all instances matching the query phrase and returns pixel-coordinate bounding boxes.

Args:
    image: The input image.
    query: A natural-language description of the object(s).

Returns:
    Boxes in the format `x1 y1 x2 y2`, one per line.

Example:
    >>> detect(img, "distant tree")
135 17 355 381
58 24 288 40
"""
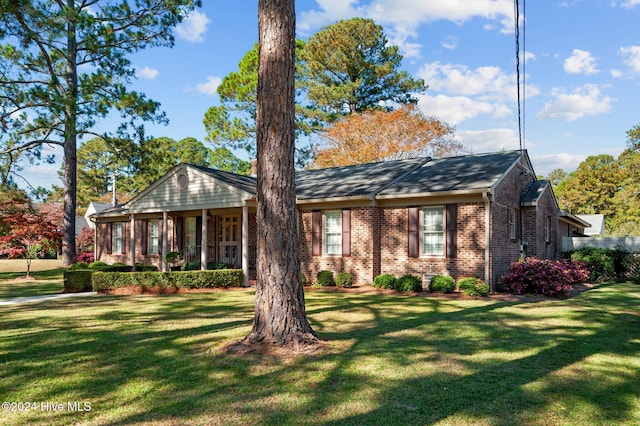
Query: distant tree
627 123 640 151
608 149 640 235
244 0 318 348
298 18 426 121
0 211 62 277
76 226 94 254
0 186 32 236
204 17 425 166
0 0 199 265
555 154 621 215
313 105 460 168
546 169 568 187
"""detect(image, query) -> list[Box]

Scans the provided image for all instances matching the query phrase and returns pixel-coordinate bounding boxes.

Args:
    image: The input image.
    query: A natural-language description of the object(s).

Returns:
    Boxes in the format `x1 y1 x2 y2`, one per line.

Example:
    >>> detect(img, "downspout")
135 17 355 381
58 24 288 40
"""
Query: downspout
482 191 492 292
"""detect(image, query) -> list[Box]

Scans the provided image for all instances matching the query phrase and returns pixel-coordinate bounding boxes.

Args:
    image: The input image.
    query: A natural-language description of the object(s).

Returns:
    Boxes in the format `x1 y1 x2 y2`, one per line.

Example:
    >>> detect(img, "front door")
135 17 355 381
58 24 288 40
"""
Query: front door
219 216 241 267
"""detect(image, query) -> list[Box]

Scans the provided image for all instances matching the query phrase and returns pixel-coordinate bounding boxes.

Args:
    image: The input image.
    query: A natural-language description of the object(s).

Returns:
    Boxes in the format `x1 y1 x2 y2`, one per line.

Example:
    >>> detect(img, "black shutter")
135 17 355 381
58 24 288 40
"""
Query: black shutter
446 204 457 259
408 207 419 258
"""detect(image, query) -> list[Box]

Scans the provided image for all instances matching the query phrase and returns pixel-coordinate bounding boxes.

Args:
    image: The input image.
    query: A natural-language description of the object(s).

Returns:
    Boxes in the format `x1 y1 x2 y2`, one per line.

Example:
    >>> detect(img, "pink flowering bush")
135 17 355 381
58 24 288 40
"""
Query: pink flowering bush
499 257 589 297
75 251 95 264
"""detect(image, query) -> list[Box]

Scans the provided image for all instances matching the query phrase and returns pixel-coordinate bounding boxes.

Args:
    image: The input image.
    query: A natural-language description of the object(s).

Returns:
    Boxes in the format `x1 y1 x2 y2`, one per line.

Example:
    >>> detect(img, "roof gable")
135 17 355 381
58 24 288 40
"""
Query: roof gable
126 164 256 214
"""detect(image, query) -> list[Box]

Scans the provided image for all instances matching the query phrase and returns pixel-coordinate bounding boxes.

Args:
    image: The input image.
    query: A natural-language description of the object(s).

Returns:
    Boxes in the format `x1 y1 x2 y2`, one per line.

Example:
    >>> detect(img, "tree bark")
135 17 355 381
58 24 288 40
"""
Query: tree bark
62 0 78 266
246 0 317 348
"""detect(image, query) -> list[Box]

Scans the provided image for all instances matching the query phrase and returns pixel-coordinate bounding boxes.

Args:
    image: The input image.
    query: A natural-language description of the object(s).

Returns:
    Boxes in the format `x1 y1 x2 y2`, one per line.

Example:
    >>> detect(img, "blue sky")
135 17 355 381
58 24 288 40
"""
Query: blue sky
23 0 640 191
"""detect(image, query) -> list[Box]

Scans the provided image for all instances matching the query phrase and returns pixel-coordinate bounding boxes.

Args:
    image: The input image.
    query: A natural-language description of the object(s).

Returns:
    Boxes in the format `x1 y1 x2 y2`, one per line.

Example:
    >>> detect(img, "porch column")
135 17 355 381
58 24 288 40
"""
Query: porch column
161 211 168 272
201 209 208 270
242 205 249 287
130 213 136 271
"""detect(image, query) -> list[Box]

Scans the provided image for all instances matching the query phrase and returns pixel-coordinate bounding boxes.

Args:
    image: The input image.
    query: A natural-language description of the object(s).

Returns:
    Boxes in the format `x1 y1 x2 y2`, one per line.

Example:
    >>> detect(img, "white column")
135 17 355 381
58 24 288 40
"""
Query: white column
130 213 136 270
201 209 208 270
162 211 168 272
242 205 249 287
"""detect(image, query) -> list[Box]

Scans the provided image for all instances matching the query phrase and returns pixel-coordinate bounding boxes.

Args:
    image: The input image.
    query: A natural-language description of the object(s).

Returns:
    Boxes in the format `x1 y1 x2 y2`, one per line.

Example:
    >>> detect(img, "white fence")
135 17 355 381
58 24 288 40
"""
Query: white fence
562 236 640 252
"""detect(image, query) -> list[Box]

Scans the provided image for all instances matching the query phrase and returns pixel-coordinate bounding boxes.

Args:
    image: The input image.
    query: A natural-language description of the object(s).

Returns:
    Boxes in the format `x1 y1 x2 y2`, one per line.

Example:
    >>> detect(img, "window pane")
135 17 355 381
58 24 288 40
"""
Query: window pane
323 211 341 255
422 207 444 256
149 220 159 254
114 223 122 254
186 217 197 247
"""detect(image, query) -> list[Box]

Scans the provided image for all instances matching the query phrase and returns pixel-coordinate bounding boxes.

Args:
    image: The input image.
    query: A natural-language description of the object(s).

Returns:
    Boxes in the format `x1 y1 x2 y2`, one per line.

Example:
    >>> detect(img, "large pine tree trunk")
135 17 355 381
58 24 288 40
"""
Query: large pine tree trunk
246 0 317 348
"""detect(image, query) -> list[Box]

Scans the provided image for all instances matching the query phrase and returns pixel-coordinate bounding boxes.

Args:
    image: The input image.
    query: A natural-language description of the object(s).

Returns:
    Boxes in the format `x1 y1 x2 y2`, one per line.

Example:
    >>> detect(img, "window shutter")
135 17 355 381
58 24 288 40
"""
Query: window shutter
446 204 457 259
408 207 419 258
196 216 203 246
312 211 321 256
141 220 148 255
176 217 184 252
159 220 164 256
107 223 112 255
122 222 127 254
342 209 351 257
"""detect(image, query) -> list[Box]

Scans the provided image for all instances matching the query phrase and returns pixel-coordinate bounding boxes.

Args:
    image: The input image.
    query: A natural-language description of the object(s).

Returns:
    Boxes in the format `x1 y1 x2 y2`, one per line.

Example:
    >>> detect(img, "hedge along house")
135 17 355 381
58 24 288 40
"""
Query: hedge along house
91 150 587 290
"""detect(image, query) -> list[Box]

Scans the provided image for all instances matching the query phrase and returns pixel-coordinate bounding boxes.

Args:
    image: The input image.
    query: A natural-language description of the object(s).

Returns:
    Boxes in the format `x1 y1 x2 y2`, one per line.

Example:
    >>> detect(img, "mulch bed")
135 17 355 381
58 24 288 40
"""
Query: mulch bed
98 282 597 302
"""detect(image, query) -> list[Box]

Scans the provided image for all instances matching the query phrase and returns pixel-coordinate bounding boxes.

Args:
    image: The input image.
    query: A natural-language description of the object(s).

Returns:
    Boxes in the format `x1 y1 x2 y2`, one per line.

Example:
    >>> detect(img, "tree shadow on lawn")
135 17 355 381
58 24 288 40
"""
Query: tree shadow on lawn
0 285 638 425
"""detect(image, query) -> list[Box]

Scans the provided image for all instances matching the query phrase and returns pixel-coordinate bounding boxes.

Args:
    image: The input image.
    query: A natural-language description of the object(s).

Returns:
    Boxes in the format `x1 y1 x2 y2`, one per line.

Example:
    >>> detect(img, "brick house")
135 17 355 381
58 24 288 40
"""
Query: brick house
91 150 587 291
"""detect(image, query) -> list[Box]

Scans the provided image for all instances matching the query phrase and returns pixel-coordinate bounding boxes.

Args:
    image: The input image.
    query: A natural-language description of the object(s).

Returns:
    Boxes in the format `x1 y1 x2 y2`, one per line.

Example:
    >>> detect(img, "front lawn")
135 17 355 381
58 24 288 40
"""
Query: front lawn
0 260 65 299
0 283 638 425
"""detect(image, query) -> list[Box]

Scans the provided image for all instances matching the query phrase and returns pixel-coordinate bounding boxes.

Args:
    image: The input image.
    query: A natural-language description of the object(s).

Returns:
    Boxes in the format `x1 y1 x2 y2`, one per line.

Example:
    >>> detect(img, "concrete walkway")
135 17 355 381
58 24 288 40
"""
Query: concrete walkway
0 292 98 306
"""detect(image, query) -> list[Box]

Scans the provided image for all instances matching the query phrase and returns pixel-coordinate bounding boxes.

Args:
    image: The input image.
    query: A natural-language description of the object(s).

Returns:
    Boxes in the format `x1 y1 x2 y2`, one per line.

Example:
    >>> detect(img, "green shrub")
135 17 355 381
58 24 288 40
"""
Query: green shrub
372 273 396 289
458 277 489 297
570 247 631 282
311 282 324 289
92 270 244 292
317 270 335 286
136 263 159 272
164 251 181 264
429 274 455 293
300 273 308 286
336 272 353 288
181 261 201 271
63 270 94 292
395 274 423 292
207 261 229 270
69 262 88 270
88 261 108 269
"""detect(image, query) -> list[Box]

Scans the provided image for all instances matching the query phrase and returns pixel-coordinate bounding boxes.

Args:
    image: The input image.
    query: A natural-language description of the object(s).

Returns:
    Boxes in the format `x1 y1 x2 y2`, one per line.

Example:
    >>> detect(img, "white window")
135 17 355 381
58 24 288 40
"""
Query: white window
185 217 197 248
323 211 342 255
113 222 123 254
148 220 159 254
508 207 517 239
422 207 444 256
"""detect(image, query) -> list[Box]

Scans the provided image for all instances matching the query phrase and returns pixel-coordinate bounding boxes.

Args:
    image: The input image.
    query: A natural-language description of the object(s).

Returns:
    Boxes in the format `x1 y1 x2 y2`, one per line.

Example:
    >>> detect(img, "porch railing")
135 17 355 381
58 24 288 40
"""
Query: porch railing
181 245 240 268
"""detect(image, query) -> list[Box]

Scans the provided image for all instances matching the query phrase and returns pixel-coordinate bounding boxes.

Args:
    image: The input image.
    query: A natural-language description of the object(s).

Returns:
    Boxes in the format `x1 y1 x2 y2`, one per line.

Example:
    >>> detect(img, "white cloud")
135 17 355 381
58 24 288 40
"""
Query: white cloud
620 0 640 9
136 66 159 79
175 10 211 42
619 45 640 73
610 69 623 78
441 36 458 50
195 76 222 96
536 84 614 121
457 128 519 152
417 93 497 124
530 152 587 176
298 0 514 57
564 49 599 75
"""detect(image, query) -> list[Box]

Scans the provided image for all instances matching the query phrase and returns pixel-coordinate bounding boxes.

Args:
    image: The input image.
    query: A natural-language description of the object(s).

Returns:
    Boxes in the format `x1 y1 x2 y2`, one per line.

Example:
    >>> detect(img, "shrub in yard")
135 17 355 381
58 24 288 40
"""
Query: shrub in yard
88 261 108 269
458 277 489 297
317 270 335 286
136 263 159 272
570 246 630 282
336 272 353 288
92 270 244 292
181 261 201 271
63 270 94 292
395 274 423 292
372 273 396 289
429 274 455 293
500 257 589 297
207 261 229 270
300 273 308 286
75 252 94 264
69 262 88 270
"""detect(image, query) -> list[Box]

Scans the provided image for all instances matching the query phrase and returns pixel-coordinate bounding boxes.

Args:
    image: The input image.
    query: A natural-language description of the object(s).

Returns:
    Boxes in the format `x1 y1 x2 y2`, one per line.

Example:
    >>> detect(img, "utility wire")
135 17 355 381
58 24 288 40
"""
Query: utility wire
514 0 525 152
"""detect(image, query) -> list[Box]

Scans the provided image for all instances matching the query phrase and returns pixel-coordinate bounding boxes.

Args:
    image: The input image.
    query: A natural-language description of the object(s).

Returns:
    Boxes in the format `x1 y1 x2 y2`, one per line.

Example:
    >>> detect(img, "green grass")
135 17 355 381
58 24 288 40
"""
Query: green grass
0 260 65 299
0 280 639 425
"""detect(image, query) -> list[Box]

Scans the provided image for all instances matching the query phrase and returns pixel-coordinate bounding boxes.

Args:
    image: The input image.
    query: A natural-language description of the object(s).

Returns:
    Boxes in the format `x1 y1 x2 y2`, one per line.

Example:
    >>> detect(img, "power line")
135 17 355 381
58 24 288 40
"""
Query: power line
514 0 525 152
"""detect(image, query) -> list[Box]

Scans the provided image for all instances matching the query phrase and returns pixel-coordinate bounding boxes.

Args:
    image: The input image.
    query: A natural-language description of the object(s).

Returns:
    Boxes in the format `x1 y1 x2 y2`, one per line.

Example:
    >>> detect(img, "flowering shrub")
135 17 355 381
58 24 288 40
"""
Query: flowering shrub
499 257 589 297
75 251 94 264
